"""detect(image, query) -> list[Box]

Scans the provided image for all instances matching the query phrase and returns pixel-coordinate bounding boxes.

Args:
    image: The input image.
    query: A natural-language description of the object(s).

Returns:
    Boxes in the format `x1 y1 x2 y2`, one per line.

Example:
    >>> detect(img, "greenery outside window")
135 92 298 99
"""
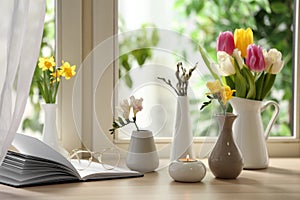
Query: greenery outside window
117 0 295 139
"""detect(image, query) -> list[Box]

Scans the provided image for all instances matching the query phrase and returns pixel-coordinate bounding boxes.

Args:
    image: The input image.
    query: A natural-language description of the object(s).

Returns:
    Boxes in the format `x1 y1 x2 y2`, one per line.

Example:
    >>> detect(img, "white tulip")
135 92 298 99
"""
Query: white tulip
263 48 284 74
232 48 244 69
217 51 235 76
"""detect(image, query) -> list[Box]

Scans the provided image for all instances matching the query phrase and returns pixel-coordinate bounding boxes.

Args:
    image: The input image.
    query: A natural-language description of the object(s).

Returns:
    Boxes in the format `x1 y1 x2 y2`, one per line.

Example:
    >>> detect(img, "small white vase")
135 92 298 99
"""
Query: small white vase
170 96 194 161
42 104 68 157
126 130 159 173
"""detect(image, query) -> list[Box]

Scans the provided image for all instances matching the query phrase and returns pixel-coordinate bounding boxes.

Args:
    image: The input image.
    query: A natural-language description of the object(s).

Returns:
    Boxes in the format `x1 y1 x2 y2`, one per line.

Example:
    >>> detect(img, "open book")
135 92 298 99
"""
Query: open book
0 134 143 187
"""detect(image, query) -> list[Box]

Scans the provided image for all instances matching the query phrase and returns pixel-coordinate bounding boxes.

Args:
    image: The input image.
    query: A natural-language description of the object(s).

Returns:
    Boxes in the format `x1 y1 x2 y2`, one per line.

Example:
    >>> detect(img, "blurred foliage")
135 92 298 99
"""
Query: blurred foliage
174 0 294 136
119 17 159 88
22 0 55 134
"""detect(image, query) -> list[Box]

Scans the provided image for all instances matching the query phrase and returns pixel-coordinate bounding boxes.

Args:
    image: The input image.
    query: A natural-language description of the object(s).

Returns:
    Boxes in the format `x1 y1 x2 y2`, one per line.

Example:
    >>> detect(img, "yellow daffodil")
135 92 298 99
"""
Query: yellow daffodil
221 85 236 105
61 61 76 80
50 69 62 83
37 56 76 103
206 80 223 94
234 28 253 58
38 56 56 72
201 80 235 115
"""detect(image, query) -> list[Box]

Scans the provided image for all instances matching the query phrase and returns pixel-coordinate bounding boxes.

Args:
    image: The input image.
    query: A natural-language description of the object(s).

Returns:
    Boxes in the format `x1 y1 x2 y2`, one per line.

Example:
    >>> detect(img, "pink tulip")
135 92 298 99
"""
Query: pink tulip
246 44 265 72
217 31 235 55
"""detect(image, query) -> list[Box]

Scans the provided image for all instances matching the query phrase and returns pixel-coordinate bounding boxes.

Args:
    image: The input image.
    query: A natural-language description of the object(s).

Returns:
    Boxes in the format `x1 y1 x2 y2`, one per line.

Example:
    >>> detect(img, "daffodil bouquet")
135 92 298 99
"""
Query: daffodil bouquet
200 28 284 101
37 57 76 103
109 96 143 134
201 80 236 115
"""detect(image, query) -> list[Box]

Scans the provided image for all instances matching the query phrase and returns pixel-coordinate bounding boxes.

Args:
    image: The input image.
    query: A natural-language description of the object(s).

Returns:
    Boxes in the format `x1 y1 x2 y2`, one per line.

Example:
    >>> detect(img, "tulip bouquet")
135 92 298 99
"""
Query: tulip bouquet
109 96 143 134
37 56 76 103
200 28 284 101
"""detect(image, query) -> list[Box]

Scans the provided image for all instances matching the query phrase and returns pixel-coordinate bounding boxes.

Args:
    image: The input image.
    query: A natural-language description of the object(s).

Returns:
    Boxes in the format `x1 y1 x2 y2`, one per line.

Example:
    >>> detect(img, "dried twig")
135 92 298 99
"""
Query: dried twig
157 77 180 96
158 62 198 96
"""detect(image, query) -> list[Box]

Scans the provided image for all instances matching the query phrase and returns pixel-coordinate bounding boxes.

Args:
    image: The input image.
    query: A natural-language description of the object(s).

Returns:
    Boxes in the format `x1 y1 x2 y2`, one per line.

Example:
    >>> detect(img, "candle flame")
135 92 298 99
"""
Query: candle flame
186 154 190 161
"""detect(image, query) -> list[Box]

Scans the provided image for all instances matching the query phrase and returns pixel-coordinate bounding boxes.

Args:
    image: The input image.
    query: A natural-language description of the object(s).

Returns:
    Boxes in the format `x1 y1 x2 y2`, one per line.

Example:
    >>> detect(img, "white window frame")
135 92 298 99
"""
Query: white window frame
57 0 300 157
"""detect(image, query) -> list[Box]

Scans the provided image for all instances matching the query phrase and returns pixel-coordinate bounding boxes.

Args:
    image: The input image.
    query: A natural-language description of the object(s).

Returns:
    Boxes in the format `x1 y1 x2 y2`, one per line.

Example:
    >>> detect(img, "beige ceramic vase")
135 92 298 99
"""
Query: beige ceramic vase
208 113 243 179
126 130 159 173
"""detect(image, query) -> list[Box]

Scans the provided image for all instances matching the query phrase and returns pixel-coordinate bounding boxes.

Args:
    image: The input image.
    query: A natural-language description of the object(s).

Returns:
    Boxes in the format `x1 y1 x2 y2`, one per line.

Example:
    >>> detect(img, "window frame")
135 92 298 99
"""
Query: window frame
57 0 300 157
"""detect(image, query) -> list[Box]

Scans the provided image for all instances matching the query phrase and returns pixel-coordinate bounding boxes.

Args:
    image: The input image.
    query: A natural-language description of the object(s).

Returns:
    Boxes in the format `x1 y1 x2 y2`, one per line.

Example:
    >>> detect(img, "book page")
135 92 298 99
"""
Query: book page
70 160 142 180
11 134 80 178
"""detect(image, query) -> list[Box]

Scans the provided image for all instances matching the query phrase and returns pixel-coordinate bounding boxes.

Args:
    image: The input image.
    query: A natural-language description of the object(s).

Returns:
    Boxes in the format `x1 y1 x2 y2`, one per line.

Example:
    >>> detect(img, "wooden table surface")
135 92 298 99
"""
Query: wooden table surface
0 158 299 200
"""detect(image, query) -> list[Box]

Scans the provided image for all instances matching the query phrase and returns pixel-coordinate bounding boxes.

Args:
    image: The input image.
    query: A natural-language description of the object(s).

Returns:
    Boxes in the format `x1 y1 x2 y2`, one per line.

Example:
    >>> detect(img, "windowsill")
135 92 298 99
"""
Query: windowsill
114 137 300 144
114 137 300 158
1 158 299 199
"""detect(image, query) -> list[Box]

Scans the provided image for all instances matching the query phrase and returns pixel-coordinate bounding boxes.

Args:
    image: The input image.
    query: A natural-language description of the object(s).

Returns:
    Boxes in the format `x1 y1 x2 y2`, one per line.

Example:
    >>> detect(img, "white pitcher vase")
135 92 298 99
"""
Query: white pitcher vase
170 96 194 161
230 97 279 169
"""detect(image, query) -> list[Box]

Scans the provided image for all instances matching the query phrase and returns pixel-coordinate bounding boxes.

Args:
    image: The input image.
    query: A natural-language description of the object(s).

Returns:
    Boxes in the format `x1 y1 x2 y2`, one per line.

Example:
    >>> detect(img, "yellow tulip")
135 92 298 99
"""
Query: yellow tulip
234 28 253 58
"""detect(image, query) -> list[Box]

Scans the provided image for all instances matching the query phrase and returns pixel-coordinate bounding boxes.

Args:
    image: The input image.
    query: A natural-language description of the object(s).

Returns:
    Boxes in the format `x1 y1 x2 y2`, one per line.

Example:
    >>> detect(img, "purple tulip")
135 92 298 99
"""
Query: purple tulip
246 44 265 72
217 31 235 55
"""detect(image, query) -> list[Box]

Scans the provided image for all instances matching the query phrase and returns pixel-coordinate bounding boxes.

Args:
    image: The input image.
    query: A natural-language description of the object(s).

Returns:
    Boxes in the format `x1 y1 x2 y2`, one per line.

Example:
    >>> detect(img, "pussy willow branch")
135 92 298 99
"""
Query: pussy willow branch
157 77 180 96
176 62 198 96
158 62 198 96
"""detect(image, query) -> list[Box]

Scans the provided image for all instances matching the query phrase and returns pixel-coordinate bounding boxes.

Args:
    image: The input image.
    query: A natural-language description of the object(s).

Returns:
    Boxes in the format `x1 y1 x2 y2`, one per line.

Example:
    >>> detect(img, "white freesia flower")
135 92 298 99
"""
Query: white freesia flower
130 96 143 117
232 48 244 69
263 48 284 74
120 99 131 119
110 96 143 134
217 51 235 76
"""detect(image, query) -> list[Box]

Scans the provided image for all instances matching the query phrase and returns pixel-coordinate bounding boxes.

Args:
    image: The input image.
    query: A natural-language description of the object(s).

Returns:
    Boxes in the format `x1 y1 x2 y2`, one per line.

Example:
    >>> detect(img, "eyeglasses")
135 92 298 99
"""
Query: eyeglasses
68 148 121 171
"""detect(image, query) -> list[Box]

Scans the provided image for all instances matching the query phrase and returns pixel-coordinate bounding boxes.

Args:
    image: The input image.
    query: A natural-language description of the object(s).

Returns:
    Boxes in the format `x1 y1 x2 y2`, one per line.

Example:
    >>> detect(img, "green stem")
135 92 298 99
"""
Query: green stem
52 81 60 103
134 121 140 131
43 71 49 103
132 117 139 131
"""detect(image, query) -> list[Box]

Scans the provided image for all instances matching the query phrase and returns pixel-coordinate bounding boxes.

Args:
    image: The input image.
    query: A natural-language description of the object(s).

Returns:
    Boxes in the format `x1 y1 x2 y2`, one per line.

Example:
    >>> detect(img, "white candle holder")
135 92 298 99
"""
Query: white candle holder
168 156 206 183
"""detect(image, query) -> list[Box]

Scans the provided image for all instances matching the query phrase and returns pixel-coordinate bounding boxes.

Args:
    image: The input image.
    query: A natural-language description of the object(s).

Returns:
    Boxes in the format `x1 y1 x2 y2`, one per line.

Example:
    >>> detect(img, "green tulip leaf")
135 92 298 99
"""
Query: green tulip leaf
233 62 247 98
261 73 276 100
255 72 265 101
242 67 256 99
225 76 235 90
234 72 247 98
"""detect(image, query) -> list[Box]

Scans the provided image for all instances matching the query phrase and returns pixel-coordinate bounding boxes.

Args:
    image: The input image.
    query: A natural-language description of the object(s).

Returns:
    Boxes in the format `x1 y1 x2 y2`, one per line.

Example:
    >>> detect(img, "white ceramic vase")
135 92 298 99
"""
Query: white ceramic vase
230 97 279 169
170 96 194 161
42 104 68 157
126 130 159 173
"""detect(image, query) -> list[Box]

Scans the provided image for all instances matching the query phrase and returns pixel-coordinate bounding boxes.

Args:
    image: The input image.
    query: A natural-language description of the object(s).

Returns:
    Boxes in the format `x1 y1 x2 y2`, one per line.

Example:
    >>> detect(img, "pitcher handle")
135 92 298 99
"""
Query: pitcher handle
261 101 280 140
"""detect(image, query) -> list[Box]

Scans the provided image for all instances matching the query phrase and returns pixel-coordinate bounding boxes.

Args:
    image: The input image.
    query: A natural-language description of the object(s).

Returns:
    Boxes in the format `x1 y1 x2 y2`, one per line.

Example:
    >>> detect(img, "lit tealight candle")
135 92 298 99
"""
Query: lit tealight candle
178 154 197 162
168 155 206 183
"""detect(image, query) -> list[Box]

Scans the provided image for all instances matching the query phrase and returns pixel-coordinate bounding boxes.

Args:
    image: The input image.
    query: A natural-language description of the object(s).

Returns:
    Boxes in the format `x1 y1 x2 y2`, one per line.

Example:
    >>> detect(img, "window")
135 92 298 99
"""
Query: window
58 0 299 157
118 0 295 139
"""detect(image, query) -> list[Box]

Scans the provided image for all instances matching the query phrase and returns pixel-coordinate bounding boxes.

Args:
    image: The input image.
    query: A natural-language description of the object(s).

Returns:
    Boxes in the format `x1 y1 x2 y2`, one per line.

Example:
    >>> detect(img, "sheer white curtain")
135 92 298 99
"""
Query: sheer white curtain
0 0 46 163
